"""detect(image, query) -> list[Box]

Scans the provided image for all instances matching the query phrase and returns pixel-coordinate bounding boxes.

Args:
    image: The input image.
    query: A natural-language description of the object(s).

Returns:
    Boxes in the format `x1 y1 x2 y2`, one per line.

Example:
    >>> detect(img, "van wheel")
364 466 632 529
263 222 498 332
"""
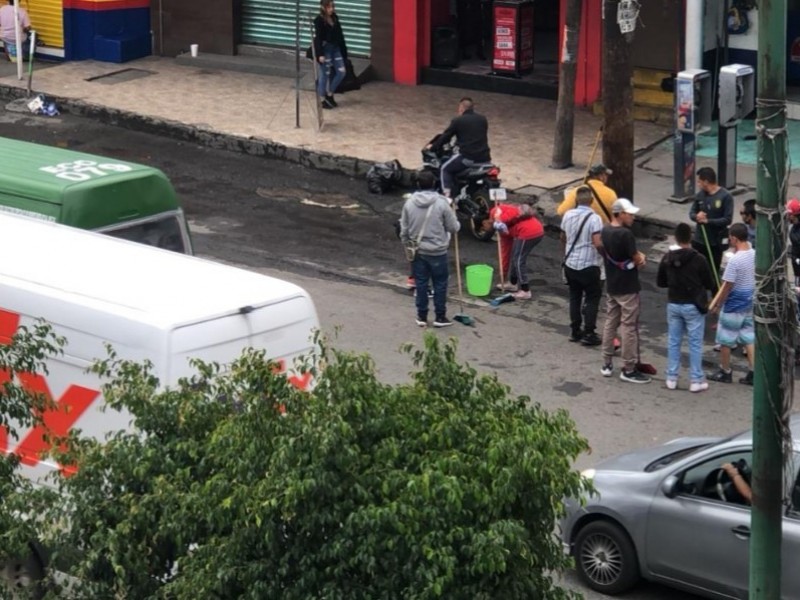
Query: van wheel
574 520 639 595
0 550 45 599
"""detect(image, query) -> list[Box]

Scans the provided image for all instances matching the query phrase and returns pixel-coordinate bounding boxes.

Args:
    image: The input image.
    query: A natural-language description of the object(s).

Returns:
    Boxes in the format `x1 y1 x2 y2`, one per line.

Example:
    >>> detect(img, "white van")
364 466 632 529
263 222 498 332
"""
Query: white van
0 212 319 483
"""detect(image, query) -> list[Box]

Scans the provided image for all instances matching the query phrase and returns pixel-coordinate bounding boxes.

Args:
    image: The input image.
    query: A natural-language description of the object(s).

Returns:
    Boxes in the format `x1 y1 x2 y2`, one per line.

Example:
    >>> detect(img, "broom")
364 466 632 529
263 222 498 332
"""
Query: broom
451 232 474 326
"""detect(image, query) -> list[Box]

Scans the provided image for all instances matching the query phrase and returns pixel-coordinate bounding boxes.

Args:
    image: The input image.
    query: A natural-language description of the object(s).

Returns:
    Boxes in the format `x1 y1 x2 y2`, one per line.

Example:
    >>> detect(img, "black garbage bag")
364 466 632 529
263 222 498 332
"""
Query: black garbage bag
367 160 403 194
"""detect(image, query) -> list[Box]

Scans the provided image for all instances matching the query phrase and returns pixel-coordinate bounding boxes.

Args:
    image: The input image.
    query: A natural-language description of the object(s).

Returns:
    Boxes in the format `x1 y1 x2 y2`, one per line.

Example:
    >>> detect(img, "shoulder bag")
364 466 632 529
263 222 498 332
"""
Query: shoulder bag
404 205 434 262
587 183 614 222
561 211 594 284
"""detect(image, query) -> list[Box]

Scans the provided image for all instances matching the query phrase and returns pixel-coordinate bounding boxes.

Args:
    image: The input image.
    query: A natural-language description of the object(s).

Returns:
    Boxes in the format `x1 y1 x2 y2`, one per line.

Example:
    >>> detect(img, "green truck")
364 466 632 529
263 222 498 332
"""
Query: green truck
0 137 193 254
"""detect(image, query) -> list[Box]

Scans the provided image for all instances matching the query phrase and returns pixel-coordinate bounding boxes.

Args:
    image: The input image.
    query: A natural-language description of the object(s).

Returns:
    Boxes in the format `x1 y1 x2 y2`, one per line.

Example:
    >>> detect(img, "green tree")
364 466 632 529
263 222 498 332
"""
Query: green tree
0 322 63 597
29 335 590 599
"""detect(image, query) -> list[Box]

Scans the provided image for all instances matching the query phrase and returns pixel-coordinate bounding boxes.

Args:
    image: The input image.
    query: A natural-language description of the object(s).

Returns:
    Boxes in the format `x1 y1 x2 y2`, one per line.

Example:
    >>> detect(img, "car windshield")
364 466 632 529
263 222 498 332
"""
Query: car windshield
103 214 187 254
645 444 713 472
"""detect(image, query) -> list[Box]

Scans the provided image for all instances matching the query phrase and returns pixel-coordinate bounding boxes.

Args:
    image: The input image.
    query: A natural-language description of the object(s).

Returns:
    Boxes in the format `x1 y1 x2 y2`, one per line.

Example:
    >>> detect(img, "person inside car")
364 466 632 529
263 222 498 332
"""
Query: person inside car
722 461 752 504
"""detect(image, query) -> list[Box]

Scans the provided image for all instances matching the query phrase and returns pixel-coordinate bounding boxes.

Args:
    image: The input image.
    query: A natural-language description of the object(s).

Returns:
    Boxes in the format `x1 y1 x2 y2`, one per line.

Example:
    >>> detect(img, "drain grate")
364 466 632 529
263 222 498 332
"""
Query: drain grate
85 68 155 85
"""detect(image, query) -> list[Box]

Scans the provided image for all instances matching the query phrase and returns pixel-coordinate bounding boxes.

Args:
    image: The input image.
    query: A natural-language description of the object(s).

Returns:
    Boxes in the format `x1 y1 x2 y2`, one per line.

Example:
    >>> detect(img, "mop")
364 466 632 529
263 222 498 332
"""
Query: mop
451 233 475 326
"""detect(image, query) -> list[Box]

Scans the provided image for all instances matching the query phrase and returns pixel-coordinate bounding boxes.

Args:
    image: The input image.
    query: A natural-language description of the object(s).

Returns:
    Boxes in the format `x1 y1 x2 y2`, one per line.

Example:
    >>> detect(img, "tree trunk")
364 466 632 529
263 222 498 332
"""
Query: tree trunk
601 0 634 199
550 0 583 168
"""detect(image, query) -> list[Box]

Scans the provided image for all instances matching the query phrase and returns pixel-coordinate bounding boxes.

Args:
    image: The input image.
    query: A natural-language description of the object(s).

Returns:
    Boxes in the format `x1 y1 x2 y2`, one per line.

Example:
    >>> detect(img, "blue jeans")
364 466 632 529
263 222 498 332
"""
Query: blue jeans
666 303 706 383
413 253 449 320
316 44 345 98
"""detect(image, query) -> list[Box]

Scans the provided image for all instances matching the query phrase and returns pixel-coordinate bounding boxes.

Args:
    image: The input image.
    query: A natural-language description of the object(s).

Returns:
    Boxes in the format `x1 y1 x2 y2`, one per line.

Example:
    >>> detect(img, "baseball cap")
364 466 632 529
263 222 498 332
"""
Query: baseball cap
612 198 640 215
589 164 613 176
787 198 800 216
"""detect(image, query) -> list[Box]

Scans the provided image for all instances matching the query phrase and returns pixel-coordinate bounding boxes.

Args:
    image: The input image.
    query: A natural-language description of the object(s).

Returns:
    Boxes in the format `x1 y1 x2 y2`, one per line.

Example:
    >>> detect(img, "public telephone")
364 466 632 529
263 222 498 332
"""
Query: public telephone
719 64 755 126
676 69 712 134
718 64 755 188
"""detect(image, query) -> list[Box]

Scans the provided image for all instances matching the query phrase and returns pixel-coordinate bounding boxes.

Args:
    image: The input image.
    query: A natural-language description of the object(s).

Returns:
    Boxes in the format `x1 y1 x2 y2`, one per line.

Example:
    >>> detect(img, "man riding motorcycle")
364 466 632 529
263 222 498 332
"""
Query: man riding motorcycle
426 97 491 199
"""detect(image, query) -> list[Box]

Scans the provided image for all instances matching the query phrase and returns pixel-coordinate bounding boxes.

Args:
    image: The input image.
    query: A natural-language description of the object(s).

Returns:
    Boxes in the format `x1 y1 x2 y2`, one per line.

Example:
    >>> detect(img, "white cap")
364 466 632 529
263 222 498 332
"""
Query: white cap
611 198 640 215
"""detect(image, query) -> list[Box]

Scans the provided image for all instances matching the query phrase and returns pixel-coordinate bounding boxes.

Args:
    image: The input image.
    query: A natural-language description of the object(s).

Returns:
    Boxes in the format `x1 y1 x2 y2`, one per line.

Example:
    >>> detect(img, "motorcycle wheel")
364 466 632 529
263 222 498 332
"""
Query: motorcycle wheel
468 189 494 242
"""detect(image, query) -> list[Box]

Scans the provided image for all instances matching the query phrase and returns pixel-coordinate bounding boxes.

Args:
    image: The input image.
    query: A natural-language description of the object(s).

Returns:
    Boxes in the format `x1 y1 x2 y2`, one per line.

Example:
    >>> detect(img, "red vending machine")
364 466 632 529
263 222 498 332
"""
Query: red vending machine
492 0 534 77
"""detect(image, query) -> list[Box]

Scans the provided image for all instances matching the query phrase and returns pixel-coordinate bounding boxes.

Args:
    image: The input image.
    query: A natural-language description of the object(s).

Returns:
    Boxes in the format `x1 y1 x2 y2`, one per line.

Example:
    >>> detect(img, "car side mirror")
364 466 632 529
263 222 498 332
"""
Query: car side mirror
661 475 680 499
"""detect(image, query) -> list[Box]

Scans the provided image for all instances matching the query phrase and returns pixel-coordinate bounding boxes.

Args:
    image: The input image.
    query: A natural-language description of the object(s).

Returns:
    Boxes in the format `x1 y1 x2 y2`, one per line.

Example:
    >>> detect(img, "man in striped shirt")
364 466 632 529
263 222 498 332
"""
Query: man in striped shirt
708 223 755 385
560 186 604 345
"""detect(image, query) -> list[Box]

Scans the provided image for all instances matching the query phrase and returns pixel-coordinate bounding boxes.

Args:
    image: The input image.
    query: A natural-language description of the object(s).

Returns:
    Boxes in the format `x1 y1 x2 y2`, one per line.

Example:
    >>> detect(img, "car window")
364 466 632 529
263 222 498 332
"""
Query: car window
678 450 753 506
786 454 800 518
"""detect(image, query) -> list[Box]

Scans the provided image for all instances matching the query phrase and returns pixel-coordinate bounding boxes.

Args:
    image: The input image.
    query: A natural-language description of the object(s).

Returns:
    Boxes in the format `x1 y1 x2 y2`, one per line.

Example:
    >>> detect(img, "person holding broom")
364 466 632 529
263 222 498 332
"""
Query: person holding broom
400 170 460 328
689 167 733 291
482 202 544 300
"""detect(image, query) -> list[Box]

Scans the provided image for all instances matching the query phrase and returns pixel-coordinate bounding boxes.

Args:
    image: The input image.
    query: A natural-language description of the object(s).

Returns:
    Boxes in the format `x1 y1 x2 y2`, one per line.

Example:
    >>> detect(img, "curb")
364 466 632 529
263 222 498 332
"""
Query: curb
0 83 679 238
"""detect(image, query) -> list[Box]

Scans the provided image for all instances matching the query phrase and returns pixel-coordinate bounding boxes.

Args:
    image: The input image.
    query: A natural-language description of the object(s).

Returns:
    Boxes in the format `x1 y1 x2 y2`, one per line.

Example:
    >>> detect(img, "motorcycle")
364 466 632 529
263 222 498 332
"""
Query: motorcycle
420 141 502 242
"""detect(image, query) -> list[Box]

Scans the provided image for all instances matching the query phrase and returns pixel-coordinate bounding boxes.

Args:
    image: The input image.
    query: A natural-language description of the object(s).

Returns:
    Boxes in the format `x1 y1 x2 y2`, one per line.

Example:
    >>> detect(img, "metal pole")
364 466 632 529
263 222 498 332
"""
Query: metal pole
684 0 703 70
295 0 300 129
13 1 22 80
751 0 788 596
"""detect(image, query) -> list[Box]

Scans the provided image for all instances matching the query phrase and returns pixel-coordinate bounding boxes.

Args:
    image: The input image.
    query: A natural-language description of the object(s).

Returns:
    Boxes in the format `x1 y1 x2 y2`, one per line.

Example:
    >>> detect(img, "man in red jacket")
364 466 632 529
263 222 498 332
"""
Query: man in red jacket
482 203 544 300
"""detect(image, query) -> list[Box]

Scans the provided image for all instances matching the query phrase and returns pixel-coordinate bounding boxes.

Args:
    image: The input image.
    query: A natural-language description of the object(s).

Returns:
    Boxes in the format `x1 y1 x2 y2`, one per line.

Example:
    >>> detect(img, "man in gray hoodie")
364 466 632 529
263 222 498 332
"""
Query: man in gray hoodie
400 170 461 327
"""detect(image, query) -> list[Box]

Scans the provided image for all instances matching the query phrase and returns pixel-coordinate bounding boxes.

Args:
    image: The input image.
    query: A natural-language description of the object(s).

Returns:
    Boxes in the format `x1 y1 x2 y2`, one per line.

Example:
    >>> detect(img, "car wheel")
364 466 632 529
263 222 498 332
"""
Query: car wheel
574 520 640 595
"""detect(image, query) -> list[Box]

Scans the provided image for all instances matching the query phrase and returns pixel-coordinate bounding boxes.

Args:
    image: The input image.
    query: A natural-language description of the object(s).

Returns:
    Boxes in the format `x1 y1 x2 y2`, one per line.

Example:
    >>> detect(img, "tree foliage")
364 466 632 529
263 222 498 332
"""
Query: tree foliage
0 322 63 568
22 335 590 599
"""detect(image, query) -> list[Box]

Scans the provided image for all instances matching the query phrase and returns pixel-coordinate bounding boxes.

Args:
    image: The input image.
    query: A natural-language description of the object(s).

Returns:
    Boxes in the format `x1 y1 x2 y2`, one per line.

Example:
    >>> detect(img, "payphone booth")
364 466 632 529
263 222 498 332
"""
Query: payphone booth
671 69 712 201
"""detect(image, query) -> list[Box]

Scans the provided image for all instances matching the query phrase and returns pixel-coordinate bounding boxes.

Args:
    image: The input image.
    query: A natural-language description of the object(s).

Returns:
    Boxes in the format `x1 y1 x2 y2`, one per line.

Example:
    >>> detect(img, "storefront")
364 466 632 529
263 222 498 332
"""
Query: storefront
20 0 63 59
240 0 372 57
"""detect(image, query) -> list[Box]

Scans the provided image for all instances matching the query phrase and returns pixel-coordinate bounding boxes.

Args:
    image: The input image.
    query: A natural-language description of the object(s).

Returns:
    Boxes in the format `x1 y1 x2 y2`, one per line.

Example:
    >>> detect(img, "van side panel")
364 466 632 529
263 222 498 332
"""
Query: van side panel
168 295 320 383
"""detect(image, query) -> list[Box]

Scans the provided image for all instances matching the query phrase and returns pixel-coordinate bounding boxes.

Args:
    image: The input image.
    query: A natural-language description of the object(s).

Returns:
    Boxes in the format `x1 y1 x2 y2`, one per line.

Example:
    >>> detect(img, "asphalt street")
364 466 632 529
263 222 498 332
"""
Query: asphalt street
0 109 761 600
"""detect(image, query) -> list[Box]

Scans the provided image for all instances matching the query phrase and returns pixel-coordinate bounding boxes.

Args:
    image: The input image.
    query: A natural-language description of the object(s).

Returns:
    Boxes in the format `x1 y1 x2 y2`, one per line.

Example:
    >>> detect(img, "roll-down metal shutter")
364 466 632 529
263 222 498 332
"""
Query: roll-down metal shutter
242 0 371 57
27 0 64 53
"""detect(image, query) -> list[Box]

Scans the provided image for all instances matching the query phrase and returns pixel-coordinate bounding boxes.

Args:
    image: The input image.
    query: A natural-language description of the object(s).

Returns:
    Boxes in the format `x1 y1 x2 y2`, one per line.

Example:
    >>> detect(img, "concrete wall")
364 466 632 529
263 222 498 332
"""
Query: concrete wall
371 0 394 80
151 0 242 57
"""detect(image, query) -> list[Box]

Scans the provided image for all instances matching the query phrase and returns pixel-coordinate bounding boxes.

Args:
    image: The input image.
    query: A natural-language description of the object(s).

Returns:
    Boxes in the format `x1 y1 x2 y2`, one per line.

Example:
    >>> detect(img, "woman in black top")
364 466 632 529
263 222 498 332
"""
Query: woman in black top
314 0 348 110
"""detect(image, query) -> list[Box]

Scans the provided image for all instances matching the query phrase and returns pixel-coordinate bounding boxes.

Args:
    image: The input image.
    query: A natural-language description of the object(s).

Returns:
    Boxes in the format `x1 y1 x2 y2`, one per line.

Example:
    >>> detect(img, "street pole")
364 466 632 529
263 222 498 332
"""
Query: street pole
550 0 583 169
295 0 301 129
601 0 634 199
13 1 22 80
751 0 789 596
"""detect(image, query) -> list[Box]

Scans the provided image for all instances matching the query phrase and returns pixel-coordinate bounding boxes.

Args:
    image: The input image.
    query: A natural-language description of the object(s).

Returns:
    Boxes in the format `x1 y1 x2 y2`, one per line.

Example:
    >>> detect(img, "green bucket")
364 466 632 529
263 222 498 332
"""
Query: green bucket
465 264 494 297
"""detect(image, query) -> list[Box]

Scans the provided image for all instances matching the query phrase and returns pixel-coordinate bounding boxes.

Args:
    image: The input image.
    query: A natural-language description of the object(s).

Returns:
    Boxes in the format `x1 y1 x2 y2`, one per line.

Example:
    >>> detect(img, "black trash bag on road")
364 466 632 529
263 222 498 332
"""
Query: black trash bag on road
367 159 403 194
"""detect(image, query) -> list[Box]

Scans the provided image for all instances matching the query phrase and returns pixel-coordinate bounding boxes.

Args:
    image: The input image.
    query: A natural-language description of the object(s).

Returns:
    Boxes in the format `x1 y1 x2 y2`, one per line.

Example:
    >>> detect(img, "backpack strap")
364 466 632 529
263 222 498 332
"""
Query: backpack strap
586 182 614 222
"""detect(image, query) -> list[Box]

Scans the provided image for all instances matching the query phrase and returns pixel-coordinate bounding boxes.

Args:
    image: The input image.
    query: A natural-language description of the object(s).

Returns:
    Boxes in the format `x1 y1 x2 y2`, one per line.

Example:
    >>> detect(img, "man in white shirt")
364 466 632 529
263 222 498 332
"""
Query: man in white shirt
560 185 604 345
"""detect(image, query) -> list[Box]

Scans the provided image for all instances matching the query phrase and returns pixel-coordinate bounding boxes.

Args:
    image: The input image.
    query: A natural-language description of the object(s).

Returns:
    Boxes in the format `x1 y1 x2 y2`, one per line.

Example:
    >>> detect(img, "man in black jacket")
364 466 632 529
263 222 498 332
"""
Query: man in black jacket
428 97 491 198
657 222 715 392
689 167 733 289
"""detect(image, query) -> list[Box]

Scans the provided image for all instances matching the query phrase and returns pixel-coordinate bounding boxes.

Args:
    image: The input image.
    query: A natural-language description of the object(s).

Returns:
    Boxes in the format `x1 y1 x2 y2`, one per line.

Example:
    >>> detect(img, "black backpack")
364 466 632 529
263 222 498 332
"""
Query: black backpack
366 160 403 194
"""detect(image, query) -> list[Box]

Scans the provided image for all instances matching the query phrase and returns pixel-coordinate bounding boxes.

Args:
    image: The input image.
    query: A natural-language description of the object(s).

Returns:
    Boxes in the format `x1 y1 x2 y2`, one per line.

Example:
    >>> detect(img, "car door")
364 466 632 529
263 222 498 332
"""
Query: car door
644 449 753 599
782 454 800 598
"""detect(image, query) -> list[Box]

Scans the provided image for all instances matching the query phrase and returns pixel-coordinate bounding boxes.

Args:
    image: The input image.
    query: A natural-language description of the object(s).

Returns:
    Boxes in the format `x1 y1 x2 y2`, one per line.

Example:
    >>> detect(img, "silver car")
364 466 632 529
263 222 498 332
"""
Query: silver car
561 414 800 599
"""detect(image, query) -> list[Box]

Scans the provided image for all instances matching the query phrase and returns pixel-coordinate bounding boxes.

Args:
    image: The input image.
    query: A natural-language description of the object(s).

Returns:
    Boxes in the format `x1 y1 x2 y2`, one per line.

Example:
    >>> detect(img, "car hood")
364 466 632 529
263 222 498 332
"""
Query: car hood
594 437 719 473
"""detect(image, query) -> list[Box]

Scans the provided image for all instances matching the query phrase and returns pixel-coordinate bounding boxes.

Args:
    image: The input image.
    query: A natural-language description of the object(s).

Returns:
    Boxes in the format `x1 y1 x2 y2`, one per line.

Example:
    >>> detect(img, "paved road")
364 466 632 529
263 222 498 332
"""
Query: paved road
0 109 760 599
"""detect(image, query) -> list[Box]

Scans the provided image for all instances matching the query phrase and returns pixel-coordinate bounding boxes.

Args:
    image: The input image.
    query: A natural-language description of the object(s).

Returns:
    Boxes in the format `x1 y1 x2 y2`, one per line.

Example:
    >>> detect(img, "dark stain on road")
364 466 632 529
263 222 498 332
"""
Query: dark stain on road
553 381 593 397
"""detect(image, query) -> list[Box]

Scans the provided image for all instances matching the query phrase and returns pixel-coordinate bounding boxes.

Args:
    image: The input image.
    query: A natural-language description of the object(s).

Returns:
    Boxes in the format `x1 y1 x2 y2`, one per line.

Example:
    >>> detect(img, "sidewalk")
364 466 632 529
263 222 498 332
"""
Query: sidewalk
0 55 795 235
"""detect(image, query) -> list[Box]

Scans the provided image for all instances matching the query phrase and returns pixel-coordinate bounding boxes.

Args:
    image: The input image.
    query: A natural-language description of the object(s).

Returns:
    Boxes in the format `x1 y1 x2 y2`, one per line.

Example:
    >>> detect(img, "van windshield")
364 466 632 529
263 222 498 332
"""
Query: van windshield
103 214 188 254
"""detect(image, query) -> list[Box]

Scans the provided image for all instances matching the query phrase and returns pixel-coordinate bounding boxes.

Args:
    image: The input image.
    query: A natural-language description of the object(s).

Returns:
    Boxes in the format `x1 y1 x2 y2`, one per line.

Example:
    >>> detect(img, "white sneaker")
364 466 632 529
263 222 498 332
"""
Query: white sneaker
511 289 531 300
690 381 709 393
666 379 677 390
600 363 613 377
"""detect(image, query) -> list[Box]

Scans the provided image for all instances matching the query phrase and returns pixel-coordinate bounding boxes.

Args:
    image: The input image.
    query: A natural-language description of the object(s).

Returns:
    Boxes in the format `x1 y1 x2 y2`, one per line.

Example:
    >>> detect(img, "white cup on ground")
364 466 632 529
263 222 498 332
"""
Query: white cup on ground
190 44 199 58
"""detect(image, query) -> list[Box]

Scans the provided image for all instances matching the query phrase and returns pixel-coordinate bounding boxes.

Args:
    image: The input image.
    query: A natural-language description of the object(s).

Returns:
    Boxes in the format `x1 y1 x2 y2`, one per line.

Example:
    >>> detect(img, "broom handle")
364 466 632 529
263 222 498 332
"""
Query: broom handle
700 224 721 289
453 226 465 312
583 126 603 183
